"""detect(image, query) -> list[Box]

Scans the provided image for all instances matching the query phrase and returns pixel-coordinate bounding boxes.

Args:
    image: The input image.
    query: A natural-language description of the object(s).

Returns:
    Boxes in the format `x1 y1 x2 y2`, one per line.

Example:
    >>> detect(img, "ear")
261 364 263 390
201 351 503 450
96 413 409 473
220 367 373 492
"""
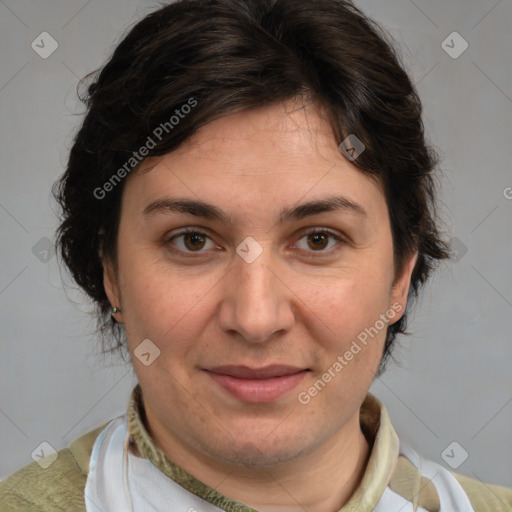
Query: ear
389 251 418 324
103 258 124 323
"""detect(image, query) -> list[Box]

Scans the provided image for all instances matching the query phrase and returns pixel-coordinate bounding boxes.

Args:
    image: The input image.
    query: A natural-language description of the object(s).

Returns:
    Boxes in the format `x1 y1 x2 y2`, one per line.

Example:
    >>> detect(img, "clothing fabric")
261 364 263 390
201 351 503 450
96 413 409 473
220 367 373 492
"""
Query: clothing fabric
84 413 475 512
1 384 511 512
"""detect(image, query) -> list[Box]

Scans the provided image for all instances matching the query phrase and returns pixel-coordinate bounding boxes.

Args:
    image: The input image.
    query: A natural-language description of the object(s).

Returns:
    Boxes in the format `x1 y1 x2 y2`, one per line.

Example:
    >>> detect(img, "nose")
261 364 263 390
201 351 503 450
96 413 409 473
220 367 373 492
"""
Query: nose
217 246 295 344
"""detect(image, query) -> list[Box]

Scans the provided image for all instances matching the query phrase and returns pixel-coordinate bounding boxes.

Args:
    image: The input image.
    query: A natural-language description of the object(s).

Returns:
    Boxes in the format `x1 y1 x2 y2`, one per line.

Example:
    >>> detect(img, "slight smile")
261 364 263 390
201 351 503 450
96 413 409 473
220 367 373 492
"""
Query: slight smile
204 365 310 403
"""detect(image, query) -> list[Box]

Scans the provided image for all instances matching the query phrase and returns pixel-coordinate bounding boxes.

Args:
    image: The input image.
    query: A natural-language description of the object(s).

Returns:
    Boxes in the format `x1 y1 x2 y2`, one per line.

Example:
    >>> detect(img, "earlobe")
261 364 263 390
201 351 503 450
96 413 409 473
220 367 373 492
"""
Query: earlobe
390 250 418 320
103 259 123 323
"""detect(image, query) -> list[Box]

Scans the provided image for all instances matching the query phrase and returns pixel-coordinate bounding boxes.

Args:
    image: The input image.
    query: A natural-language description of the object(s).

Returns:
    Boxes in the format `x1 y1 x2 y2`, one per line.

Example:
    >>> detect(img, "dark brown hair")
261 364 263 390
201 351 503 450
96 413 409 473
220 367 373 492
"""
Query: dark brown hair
52 0 451 373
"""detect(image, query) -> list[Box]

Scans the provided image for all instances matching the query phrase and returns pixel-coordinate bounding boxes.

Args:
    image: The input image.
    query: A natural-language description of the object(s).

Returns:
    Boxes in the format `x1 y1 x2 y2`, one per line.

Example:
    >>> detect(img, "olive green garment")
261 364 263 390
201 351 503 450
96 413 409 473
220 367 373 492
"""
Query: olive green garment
1 386 511 512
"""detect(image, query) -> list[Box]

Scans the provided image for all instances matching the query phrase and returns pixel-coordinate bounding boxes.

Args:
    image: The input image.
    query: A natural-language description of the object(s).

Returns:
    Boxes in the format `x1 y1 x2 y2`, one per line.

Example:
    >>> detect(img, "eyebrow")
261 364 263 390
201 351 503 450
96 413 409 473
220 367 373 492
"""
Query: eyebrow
142 195 367 223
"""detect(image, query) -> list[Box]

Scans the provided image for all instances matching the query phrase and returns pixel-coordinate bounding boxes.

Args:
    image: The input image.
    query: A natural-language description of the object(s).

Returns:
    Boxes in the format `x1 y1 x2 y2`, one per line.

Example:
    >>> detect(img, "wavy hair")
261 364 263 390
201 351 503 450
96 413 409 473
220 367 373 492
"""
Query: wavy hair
52 0 451 373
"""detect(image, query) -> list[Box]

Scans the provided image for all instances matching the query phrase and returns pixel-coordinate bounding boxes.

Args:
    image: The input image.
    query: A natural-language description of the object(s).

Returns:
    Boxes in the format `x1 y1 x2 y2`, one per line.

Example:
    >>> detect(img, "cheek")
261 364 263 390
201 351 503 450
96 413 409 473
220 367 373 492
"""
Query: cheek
292 265 393 349
301 277 391 402
119 258 219 353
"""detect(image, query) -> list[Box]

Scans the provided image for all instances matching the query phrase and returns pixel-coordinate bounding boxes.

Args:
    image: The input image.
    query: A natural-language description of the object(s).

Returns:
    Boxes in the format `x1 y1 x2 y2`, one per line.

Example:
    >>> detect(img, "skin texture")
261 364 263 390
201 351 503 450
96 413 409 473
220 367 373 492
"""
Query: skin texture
103 98 418 512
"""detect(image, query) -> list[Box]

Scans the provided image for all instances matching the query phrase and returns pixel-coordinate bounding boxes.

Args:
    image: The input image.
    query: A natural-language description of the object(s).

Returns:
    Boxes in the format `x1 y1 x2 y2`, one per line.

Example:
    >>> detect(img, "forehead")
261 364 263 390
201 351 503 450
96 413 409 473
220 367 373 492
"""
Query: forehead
124 100 385 223
140 100 361 174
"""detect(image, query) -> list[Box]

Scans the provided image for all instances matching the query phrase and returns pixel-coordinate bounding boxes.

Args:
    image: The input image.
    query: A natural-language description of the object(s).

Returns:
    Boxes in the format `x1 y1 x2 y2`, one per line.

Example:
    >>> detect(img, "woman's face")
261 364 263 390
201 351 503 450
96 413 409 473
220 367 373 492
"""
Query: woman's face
104 99 417 468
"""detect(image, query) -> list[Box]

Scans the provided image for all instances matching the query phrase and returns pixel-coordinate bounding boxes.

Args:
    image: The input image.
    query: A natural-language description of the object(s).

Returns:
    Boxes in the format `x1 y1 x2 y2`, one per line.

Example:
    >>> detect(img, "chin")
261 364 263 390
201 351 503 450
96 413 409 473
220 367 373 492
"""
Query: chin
196 429 310 469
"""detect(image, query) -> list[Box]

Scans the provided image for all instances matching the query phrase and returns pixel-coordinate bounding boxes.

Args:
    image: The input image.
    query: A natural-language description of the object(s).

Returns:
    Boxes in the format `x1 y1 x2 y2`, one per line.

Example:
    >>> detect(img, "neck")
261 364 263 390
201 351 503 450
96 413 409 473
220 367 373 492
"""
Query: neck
220 422 370 512
145 409 371 512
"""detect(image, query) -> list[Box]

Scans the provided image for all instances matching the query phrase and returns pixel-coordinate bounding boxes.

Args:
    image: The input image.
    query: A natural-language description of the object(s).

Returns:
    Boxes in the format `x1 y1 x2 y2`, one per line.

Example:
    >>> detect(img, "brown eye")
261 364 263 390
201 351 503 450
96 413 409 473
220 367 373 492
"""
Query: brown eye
307 232 329 251
167 229 216 253
294 229 344 254
183 232 207 251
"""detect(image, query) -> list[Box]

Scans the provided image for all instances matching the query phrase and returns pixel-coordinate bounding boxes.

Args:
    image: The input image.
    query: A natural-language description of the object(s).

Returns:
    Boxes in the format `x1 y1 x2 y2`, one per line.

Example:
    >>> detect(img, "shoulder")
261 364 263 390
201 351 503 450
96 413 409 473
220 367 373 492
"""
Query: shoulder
0 423 108 512
454 472 512 512
389 452 512 512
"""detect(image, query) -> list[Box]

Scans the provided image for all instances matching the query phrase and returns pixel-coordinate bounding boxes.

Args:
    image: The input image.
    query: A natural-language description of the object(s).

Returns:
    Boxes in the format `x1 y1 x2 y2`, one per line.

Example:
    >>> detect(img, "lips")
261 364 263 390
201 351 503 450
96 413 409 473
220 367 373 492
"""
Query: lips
204 365 309 403
205 365 305 379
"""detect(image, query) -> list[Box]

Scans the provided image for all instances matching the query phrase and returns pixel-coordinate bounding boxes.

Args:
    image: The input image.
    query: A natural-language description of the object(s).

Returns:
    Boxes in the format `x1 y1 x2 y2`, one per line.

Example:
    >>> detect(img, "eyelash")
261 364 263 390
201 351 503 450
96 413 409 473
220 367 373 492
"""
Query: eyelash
165 227 345 257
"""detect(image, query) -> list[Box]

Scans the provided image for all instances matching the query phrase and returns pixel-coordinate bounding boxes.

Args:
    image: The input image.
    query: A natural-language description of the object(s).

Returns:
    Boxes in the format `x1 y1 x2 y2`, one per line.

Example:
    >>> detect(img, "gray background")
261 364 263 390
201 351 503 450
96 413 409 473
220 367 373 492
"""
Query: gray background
1 0 511 491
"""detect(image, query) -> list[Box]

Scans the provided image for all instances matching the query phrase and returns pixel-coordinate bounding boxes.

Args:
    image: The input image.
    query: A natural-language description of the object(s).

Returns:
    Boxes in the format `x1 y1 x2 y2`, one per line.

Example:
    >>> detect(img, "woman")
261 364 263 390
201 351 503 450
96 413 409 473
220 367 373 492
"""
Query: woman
1 0 510 510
